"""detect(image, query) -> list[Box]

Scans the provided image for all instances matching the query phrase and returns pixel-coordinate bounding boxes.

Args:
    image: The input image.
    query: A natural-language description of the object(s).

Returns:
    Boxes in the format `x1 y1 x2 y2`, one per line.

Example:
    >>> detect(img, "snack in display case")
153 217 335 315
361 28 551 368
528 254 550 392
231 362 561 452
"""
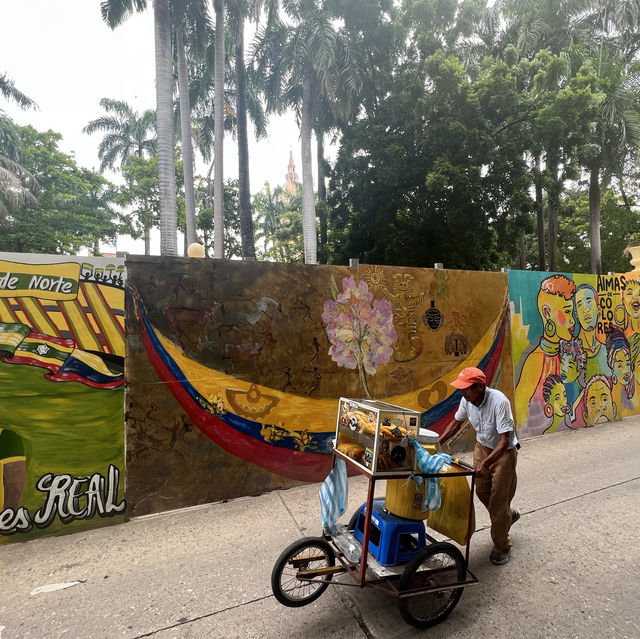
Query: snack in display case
334 398 423 476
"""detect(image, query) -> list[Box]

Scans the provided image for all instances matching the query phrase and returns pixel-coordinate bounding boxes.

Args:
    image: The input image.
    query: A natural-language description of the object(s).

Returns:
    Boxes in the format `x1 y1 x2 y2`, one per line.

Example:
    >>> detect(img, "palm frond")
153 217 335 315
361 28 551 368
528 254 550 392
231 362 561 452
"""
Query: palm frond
0 115 23 161
0 154 40 211
100 0 147 28
307 16 337 72
0 73 38 110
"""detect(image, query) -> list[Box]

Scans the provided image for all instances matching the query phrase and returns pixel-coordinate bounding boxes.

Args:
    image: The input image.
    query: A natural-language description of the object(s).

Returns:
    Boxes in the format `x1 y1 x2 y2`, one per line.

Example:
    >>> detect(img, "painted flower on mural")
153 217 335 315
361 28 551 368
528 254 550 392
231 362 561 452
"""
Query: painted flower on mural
322 275 397 397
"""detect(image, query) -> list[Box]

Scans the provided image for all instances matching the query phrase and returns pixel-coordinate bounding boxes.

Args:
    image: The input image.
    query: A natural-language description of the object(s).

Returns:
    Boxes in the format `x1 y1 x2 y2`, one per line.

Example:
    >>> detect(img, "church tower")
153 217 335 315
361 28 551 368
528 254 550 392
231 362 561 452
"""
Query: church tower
282 150 299 201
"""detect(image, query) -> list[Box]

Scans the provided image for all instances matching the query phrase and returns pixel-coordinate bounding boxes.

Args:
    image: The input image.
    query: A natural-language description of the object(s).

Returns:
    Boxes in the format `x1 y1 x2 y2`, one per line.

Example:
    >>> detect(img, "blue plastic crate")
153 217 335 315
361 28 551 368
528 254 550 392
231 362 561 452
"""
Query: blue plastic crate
352 498 426 566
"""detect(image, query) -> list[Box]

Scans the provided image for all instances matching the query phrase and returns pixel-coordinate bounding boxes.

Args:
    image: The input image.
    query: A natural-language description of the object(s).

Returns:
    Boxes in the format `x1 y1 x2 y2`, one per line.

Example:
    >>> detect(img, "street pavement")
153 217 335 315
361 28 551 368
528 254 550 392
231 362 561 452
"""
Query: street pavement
1 418 639 639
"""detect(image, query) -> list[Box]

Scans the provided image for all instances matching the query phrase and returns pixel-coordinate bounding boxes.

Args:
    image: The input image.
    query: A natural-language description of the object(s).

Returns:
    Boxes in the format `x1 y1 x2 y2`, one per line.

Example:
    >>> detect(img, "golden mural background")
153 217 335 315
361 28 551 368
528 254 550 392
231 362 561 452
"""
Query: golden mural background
125 256 512 516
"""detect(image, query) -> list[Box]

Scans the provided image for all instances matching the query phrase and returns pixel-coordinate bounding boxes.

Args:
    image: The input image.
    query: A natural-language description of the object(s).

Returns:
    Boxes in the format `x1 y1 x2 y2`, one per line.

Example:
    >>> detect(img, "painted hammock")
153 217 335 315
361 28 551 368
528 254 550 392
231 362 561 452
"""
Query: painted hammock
131 288 507 482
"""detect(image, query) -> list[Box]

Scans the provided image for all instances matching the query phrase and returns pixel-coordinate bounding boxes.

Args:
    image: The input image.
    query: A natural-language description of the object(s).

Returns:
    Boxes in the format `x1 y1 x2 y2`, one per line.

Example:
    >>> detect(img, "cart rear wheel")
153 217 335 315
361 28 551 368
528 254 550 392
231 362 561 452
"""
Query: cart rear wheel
271 537 336 607
398 542 465 628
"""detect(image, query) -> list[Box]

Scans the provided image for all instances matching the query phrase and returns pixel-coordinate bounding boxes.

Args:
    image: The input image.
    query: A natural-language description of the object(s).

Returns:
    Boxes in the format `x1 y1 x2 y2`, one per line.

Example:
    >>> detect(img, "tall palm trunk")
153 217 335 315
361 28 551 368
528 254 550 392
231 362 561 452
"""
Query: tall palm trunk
589 165 602 274
176 27 197 247
316 131 327 264
547 151 560 272
301 74 317 264
534 156 545 270
154 0 178 256
235 26 255 260
213 0 225 259
317 133 326 203
517 236 526 269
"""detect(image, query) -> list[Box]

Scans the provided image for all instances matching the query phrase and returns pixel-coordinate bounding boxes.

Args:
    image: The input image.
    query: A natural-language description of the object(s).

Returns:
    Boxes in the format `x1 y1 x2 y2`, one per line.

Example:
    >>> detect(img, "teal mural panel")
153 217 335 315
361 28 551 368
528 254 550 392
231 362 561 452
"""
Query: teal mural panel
510 269 640 438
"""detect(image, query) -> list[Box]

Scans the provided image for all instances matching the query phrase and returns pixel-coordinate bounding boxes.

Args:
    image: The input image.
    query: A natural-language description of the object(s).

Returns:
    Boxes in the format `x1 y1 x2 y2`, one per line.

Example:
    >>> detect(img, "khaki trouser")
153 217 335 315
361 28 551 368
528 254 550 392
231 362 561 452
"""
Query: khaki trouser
473 443 518 552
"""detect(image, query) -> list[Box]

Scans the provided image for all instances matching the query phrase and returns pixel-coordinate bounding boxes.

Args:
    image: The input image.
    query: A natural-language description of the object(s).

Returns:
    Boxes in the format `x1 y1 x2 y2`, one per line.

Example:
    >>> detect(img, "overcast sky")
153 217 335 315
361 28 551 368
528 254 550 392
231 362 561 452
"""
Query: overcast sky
1 1 321 254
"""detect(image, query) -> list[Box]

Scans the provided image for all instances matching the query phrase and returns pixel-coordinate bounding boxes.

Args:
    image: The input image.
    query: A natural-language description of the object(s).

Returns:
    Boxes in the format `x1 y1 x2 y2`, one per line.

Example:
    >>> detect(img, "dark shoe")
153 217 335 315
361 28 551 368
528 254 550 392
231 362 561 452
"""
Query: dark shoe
490 547 510 565
510 508 520 529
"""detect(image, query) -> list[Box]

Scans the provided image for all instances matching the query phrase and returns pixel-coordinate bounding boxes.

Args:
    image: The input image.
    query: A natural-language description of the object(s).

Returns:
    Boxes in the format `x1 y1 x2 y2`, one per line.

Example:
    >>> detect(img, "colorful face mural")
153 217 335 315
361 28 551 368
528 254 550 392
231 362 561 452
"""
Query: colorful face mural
621 279 640 333
125 256 513 516
0 254 125 543
583 375 617 425
542 374 570 433
510 270 640 438
575 285 598 334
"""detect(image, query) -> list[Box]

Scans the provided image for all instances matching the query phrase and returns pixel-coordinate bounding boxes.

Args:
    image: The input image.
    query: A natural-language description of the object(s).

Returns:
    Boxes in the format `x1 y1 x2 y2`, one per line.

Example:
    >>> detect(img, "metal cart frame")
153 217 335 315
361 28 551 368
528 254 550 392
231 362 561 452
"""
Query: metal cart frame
272 449 480 628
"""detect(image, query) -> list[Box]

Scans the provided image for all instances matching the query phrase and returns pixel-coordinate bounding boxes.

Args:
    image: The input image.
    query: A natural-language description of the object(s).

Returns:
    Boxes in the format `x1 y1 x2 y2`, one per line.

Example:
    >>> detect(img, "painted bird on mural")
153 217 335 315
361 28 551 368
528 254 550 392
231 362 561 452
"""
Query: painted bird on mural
245 297 282 325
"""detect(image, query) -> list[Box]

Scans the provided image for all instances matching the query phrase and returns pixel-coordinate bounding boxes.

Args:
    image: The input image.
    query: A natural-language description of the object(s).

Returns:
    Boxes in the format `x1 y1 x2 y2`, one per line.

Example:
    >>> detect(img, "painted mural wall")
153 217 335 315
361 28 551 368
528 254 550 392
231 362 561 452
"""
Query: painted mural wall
510 269 640 438
0 253 125 543
125 256 513 516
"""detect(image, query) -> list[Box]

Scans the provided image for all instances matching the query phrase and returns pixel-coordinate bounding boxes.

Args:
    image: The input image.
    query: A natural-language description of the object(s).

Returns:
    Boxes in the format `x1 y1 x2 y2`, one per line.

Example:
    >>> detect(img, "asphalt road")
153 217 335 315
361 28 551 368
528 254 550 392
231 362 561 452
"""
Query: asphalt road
1 418 639 639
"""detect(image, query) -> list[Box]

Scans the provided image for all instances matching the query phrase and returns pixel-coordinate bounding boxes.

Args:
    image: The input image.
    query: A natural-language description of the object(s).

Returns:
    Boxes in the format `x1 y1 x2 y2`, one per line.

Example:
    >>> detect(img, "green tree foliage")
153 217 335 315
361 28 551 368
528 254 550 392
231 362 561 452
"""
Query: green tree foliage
14 0 635 270
328 50 533 269
116 154 161 255
0 73 39 222
194 177 242 258
0 126 119 254
116 153 185 255
0 115 39 221
323 0 640 272
559 187 640 273
252 181 304 262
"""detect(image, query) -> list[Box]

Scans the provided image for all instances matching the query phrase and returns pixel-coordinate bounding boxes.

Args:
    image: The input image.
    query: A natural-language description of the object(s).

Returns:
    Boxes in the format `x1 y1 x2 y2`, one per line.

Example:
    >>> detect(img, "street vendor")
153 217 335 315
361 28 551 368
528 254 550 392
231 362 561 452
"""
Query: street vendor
439 367 520 565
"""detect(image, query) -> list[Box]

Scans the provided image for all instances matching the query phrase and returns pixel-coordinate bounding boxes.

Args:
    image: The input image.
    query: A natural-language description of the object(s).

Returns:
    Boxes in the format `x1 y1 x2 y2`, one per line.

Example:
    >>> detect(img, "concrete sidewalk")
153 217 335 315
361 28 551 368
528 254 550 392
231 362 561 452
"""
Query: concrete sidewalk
1 419 639 639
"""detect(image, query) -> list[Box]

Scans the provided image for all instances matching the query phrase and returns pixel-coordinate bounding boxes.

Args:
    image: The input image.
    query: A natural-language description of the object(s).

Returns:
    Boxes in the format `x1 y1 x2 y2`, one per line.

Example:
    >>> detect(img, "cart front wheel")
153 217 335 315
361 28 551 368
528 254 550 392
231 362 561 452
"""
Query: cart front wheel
271 537 336 607
398 542 465 628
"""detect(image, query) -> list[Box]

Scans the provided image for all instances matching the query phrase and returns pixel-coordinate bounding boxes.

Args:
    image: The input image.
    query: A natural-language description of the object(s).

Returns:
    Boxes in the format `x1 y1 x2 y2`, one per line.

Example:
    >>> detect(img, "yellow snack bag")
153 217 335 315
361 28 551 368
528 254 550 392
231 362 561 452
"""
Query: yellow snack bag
427 468 475 546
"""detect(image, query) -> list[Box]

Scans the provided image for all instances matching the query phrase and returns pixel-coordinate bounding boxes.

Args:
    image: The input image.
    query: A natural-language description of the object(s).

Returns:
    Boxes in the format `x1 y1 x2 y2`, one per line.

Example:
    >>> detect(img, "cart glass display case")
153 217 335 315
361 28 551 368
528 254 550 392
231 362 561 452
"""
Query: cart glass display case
334 398 424 476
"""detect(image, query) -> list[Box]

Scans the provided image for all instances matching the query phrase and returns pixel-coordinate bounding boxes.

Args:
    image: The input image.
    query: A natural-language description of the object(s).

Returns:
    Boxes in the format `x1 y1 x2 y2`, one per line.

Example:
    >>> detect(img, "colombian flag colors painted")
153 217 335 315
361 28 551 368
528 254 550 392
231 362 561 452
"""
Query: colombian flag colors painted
132 288 508 482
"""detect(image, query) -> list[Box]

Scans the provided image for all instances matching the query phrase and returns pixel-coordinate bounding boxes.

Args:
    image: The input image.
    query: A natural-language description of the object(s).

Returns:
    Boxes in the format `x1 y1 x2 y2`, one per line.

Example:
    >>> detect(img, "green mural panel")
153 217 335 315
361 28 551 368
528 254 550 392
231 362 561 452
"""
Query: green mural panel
0 253 125 543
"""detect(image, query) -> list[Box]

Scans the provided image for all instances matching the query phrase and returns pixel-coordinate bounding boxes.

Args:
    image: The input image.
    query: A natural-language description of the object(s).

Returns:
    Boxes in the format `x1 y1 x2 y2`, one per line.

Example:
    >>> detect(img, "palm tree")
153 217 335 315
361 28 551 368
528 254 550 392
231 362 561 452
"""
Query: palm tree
185 0 268 260
212 0 226 259
84 98 158 254
0 137 40 219
581 0 640 273
253 181 284 256
173 0 213 249
83 98 157 171
176 27 197 246
101 0 179 256
233 22 256 259
226 0 276 261
583 60 640 273
228 0 254 260
0 73 39 220
254 0 363 264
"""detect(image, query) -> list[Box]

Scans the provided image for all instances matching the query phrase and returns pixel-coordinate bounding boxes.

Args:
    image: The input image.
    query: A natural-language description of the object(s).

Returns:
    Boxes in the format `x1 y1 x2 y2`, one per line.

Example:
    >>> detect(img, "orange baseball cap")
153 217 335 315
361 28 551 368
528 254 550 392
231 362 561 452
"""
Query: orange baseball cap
450 367 486 389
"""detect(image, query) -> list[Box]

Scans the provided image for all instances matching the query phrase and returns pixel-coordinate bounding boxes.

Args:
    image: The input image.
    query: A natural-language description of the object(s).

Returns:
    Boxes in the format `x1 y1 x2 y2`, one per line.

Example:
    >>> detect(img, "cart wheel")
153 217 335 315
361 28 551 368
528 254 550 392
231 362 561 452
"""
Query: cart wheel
271 537 336 607
397 542 466 629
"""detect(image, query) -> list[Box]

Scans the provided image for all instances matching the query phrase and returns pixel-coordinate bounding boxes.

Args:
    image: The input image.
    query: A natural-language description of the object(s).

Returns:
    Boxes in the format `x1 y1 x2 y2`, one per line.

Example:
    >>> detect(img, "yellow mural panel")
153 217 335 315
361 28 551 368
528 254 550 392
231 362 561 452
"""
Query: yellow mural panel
0 260 80 300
